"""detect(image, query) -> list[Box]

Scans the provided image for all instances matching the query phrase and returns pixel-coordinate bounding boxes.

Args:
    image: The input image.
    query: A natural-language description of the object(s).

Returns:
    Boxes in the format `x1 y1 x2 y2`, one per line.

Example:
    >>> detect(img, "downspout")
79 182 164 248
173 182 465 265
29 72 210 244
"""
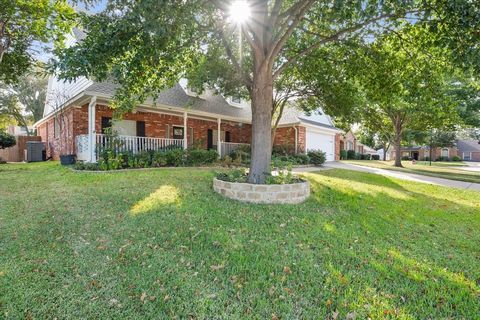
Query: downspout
293 126 298 154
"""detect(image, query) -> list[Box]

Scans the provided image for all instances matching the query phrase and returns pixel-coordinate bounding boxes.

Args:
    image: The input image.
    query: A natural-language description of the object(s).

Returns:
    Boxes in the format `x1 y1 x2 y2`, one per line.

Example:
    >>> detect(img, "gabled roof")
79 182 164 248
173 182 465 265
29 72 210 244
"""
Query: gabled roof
85 81 339 129
457 140 480 152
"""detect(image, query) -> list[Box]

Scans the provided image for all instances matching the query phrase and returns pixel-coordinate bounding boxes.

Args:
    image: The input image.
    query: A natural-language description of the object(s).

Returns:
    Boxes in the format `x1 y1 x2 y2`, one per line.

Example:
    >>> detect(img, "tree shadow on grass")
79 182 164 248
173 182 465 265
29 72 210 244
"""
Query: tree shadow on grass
107 168 480 318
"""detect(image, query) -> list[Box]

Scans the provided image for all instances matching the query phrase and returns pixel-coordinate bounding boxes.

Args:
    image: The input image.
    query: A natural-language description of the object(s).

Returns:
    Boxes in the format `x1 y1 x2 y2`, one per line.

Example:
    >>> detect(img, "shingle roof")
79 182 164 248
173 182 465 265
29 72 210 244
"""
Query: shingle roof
457 140 480 153
85 81 338 129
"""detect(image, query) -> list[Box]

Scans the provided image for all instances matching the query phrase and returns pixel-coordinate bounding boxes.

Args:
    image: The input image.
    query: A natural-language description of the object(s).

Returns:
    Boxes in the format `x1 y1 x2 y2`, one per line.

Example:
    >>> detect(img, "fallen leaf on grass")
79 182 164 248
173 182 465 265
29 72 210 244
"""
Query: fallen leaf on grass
210 264 225 271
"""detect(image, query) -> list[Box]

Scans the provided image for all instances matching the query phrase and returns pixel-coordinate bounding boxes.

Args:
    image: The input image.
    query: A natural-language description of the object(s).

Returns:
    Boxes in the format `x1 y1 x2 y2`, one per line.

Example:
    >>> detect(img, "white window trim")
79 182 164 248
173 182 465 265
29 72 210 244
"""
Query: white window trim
441 148 449 158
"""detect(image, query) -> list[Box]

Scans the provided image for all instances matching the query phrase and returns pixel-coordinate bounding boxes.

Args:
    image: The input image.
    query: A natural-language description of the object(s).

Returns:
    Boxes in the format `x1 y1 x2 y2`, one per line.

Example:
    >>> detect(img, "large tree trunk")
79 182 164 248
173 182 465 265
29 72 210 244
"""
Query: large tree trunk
249 64 273 184
393 118 403 167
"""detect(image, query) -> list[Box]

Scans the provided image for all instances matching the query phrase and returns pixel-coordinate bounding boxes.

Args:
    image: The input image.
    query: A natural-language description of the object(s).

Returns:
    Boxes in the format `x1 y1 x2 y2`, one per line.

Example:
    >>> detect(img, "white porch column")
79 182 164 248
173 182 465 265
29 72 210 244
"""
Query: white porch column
183 112 188 150
217 118 221 156
87 96 97 163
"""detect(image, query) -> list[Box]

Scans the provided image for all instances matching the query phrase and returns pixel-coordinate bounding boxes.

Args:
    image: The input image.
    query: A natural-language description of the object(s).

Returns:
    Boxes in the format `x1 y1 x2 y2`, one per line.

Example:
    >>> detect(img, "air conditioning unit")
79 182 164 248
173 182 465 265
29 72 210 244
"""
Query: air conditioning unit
26 141 45 162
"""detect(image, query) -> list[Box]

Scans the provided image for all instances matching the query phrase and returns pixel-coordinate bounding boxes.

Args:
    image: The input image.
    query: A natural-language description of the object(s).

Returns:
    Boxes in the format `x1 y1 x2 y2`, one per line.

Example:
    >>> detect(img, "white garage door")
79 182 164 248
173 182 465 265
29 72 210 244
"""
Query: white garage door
306 129 335 161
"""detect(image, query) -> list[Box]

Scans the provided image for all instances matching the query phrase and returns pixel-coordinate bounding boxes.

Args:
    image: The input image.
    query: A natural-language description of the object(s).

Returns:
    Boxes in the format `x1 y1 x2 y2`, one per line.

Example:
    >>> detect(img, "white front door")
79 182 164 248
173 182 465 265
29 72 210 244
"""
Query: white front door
306 129 335 161
112 120 137 136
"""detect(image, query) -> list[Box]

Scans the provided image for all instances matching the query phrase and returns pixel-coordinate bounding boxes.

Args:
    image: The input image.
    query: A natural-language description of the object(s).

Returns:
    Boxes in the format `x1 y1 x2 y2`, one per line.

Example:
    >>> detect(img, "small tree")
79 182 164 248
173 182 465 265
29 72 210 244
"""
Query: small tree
0 130 16 149
47 90 74 157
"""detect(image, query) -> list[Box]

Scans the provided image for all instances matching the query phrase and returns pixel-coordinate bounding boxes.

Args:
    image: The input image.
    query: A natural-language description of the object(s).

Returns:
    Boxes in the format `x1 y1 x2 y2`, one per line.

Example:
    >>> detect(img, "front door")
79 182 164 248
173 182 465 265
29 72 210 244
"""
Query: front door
173 126 184 140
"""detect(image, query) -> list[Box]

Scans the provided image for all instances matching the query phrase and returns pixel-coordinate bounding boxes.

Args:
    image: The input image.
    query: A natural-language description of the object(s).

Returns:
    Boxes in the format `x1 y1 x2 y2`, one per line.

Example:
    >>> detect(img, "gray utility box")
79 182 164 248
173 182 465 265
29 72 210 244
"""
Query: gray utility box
26 141 45 162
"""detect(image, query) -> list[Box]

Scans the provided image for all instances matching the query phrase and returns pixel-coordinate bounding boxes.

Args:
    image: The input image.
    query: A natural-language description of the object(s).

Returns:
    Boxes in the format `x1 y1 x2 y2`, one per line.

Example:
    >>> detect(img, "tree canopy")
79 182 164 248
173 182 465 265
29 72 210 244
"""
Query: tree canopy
0 0 75 84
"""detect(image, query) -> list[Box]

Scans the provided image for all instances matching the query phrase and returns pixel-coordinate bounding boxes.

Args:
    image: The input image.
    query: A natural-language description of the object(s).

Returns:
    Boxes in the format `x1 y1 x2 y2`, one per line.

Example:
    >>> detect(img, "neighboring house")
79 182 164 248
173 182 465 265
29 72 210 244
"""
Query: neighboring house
457 140 480 161
338 130 377 157
362 145 378 156
7 125 35 136
34 30 341 163
390 146 458 161
376 148 392 161
339 130 357 153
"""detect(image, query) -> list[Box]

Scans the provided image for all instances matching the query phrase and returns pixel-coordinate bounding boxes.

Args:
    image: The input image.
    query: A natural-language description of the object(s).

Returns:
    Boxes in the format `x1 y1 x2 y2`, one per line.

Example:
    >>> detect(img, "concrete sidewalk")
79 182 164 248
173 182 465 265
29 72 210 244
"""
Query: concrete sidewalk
293 162 480 191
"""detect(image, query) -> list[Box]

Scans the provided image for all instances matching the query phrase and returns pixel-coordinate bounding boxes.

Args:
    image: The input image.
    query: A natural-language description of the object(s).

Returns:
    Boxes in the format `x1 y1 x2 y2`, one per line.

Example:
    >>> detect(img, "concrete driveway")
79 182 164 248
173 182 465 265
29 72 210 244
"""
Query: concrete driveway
294 162 480 191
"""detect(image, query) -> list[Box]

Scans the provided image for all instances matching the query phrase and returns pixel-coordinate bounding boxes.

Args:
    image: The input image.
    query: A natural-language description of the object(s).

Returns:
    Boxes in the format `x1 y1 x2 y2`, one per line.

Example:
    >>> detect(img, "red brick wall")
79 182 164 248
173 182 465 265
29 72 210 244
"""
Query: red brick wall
37 107 77 160
471 152 480 161
272 126 306 153
38 104 311 158
335 133 341 160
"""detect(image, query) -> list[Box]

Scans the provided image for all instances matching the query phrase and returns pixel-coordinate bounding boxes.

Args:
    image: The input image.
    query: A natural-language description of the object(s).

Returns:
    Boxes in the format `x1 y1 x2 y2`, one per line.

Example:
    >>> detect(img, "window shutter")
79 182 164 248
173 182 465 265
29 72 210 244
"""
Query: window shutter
136 121 146 137
225 131 231 143
165 124 170 138
101 117 112 134
189 127 194 145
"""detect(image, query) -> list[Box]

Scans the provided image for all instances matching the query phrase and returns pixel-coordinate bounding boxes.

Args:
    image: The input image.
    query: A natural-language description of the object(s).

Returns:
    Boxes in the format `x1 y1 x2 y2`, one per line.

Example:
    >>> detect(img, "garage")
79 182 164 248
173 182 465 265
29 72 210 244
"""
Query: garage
305 128 335 161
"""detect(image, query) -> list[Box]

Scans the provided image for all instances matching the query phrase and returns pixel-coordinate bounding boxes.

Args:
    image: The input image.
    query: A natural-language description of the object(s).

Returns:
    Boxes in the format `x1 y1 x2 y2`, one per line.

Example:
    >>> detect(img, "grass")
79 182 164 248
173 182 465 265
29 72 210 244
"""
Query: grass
1 162 479 319
344 160 480 184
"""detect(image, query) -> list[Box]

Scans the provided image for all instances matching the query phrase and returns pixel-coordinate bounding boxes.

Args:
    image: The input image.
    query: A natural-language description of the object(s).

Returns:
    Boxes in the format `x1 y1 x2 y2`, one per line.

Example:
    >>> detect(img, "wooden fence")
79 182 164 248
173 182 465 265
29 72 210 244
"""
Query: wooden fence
0 136 42 162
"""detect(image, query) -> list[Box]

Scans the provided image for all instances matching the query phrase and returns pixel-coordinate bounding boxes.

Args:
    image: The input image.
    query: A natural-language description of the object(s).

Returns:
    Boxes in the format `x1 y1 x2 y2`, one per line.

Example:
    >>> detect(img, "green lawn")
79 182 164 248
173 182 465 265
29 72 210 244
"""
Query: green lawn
344 160 480 184
1 162 479 319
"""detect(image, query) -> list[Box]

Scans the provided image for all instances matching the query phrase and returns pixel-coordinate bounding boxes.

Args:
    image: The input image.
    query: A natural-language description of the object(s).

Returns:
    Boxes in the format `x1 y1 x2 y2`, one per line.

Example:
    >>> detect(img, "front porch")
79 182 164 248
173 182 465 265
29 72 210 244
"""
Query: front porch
76 134 249 161
76 98 252 162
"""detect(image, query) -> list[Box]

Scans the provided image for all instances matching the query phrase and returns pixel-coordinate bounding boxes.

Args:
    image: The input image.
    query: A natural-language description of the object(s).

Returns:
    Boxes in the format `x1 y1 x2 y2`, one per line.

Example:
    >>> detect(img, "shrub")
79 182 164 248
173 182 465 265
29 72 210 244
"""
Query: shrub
137 151 153 168
362 154 371 160
307 150 326 166
230 149 250 165
291 153 309 165
272 144 295 156
74 162 100 171
371 154 380 160
346 150 356 160
436 156 449 162
152 152 168 167
423 156 430 161
165 149 185 166
186 148 218 165
340 150 347 160
0 130 16 149
265 170 302 185
215 169 248 183
401 156 410 160
452 155 461 161
0 156 6 164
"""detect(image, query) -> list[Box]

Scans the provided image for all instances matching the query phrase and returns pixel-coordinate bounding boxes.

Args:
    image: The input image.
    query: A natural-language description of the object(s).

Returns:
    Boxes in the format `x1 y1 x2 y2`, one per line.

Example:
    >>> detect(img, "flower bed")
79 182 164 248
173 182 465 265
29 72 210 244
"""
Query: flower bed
213 178 310 204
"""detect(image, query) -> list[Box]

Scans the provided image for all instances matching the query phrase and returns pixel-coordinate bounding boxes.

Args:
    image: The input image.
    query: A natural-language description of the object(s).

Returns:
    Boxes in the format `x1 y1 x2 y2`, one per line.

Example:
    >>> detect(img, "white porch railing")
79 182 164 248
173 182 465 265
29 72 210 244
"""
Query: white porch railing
221 142 250 158
76 134 184 161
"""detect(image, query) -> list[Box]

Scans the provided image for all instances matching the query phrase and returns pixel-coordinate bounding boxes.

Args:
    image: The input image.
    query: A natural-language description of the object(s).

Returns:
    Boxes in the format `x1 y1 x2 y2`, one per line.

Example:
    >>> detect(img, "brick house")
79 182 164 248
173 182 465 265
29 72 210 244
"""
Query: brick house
390 146 459 161
457 140 480 161
34 32 341 162
34 79 341 162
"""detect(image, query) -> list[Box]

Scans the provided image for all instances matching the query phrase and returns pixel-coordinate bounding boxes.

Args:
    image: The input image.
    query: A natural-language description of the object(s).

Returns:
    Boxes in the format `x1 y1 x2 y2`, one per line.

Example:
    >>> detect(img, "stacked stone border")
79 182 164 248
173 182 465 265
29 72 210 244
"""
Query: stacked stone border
213 178 310 204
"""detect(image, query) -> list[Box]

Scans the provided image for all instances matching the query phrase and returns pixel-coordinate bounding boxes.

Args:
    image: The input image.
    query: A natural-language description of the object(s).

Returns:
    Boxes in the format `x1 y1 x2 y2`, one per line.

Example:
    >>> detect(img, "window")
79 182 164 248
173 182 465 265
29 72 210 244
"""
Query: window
173 126 184 139
101 117 112 134
441 148 449 158
136 121 146 137
231 96 241 104
347 141 353 151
